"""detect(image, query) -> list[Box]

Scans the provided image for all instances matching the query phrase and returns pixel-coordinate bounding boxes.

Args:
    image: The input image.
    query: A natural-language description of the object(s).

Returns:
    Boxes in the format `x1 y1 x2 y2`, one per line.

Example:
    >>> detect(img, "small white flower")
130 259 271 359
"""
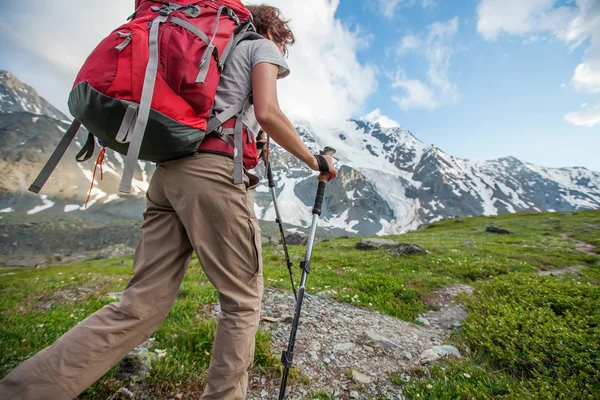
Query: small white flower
426 384 433 389
155 349 167 358
37 324 44 328
58 272 63 275
463 373 471 378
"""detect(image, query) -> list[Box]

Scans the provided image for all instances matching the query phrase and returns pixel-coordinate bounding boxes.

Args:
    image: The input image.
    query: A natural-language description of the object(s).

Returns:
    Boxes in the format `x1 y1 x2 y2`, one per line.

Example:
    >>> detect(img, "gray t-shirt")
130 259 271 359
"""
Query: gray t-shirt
213 38 290 136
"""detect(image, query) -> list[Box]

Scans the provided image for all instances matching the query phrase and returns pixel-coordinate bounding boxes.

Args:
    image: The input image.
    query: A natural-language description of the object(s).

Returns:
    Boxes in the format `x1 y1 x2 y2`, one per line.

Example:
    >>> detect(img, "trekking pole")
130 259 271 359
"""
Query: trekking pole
260 132 298 301
278 146 336 400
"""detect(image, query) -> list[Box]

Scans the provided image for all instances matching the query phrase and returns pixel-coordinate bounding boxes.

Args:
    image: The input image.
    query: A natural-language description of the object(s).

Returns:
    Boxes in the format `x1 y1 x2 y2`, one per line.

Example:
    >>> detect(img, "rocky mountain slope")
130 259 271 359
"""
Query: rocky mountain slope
1 70 599 235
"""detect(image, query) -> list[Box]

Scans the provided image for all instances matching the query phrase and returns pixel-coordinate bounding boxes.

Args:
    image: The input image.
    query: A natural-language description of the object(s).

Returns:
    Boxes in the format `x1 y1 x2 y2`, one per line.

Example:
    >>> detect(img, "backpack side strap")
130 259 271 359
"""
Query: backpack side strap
29 121 82 194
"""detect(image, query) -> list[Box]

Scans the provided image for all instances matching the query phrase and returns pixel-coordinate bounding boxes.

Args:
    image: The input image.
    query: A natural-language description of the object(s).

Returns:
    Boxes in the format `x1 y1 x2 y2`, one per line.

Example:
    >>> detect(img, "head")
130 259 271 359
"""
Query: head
246 5 295 56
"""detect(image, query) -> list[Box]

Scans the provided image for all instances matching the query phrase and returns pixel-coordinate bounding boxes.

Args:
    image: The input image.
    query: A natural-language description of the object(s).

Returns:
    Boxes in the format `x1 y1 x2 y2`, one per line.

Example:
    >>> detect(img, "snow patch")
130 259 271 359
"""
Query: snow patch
27 195 55 214
0 208 14 213
64 205 80 212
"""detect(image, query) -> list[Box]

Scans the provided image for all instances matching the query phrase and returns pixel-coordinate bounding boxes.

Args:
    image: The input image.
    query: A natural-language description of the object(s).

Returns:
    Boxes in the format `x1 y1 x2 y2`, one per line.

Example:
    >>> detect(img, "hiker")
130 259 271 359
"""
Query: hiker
0 3 337 400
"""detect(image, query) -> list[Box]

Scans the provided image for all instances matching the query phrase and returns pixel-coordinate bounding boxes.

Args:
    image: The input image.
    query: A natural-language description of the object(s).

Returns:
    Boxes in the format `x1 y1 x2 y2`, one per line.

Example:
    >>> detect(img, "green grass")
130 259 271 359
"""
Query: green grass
0 210 599 398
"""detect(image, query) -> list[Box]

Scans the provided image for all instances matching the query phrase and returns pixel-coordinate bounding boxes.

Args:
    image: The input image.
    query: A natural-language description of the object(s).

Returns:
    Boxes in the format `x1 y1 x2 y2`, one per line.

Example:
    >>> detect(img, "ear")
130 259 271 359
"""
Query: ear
266 29 274 41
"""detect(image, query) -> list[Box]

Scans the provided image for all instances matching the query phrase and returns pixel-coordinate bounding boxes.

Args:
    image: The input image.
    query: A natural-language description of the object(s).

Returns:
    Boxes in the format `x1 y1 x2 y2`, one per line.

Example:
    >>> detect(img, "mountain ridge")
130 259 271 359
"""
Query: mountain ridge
1 70 598 235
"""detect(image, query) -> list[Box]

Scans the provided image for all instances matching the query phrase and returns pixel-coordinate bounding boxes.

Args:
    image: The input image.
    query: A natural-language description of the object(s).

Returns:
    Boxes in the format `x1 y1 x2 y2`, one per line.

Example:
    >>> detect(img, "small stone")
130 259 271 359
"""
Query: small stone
363 330 398 349
333 342 355 351
117 388 134 399
261 316 280 323
433 345 461 358
363 345 374 353
460 240 475 248
350 391 360 399
261 389 268 398
415 316 430 326
308 351 318 361
401 351 413 360
324 357 331 364
452 320 463 328
419 349 440 364
351 370 372 384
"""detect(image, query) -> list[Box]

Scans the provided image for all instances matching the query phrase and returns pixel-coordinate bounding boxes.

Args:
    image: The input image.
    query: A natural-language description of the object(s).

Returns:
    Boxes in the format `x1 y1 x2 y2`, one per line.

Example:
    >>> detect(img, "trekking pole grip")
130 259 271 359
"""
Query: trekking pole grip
312 147 335 216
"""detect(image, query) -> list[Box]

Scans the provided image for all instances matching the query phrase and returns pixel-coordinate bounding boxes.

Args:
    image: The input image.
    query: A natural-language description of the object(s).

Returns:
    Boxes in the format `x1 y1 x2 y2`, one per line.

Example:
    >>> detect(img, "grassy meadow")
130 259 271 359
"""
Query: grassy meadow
0 210 598 399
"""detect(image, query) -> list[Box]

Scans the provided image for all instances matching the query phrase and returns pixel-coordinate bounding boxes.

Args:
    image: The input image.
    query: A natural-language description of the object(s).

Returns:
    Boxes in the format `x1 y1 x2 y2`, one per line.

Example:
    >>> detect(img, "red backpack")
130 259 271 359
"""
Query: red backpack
30 0 261 195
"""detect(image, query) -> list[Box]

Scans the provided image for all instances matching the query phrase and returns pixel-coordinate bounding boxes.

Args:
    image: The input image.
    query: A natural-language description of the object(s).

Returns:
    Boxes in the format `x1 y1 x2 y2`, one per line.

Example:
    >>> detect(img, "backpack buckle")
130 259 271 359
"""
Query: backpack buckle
225 8 240 25
158 5 175 16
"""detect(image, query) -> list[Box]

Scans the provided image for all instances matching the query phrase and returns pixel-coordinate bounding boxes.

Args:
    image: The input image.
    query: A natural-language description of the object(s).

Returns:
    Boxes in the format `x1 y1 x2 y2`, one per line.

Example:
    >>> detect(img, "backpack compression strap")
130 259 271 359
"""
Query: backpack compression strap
206 95 253 184
119 5 177 194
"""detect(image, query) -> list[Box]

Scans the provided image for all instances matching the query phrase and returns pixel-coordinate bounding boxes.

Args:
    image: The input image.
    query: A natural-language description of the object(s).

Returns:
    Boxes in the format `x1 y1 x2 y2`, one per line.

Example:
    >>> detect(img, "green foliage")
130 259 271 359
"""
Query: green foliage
458 274 600 399
0 210 598 398
403 360 526 399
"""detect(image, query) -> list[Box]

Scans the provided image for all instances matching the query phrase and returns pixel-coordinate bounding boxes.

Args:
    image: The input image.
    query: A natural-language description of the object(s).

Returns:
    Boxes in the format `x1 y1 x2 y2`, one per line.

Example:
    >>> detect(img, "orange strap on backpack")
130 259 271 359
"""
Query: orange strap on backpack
84 147 106 208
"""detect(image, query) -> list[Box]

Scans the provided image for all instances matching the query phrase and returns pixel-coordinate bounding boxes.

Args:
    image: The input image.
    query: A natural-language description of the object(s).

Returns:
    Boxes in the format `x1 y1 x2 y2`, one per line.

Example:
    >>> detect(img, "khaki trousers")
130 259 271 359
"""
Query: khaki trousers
0 153 264 399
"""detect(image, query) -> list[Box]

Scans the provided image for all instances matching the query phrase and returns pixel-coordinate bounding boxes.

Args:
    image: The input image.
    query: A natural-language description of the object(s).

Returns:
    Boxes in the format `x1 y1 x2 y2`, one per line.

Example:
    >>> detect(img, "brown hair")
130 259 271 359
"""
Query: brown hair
246 5 295 56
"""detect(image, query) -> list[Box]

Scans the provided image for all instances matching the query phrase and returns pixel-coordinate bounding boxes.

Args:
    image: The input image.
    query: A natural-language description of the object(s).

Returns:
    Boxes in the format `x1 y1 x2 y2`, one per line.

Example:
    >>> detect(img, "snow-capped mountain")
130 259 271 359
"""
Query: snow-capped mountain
0 70 153 218
1 70 599 234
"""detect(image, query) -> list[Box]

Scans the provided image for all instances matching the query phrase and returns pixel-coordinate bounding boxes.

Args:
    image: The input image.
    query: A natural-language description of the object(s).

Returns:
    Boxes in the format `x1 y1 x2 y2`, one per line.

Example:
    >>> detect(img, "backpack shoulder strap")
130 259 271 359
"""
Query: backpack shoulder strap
219 22 264 69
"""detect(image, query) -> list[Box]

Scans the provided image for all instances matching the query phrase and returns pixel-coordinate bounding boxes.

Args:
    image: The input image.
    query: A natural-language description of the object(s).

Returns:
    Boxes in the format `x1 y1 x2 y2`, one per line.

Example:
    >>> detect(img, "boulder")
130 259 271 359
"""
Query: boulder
485 226 513 235
356 238 399 250
388 243 428 257
115 346 157 384
283 232 307 246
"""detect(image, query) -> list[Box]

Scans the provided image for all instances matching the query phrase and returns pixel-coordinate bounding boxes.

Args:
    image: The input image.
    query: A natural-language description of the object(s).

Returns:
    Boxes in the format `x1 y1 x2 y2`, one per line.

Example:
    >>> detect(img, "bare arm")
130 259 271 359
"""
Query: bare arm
252 63 319 171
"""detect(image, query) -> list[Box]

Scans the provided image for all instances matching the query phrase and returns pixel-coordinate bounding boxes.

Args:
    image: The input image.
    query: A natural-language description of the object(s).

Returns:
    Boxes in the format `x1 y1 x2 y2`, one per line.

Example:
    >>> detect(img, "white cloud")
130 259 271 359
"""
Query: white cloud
391 73 438 110
0 1 134 112
572 62 600 93
254 0 377 124
362 108 401 128
476 0 557 41
376 0 436 19
390 17 460 111
1 0 376 125
564 102 600 127
476 0 600 127
397 35 423 55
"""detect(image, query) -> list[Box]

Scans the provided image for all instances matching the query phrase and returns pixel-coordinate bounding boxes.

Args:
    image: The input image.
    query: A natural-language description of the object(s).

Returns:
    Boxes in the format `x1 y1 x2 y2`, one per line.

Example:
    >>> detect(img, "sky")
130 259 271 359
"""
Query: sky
0 0 598 171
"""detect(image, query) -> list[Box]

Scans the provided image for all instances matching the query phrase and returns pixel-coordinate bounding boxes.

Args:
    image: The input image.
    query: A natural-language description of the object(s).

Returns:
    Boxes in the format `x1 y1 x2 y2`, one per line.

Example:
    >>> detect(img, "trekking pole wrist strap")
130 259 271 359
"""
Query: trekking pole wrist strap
313 154 329 173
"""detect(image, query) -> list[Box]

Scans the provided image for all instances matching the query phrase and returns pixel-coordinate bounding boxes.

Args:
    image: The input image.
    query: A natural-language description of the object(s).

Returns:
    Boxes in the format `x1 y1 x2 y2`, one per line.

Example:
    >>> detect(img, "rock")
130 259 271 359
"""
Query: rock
401 351 413 360
283 232 308 246
333 342 355 351
419 348 440 364
0 255 48 268
115 346 156 384
351 370 372 384
460 240 475 248
261 316 280 323
415 316 430 326
356 238 399 250
388 243 428 257
485 226 513 235
452 320 463 328
433 345 461 358
363 330 398 349
308 351 318 361
94 244 136 259
117 388 135 399
350 391 360 399
324 357 331 364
